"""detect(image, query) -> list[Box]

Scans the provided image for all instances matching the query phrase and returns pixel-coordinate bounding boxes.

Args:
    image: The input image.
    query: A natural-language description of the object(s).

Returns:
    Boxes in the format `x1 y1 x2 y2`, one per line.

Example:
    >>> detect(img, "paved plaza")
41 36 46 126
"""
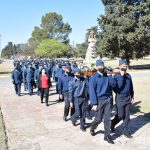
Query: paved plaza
0 74 150 150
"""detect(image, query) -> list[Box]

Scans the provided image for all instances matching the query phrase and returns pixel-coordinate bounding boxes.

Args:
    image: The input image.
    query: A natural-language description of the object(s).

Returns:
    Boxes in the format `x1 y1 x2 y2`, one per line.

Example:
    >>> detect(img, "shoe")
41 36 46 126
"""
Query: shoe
29 93 32 96
63 116 67 122
104 135 114 144
81 126 86 132
90 128 95 136
124 133 133 139
41 100 43 103
46 103 49 106
72 121 76 126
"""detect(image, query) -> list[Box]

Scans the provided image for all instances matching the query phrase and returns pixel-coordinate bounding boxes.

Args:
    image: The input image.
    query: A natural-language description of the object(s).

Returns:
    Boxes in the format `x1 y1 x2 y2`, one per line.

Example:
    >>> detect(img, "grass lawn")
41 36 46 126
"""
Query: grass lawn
0 109 7 150
131 77 150 118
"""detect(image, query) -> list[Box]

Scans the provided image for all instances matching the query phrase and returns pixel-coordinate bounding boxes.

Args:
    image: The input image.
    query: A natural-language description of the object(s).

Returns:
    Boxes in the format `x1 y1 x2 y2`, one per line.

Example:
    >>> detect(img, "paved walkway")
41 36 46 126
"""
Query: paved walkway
0 77 150 150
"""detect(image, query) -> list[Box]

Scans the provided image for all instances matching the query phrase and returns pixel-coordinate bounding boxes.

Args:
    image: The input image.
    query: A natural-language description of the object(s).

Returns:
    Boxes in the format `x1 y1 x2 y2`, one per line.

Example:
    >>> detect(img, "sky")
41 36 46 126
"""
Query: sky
0 0 104 50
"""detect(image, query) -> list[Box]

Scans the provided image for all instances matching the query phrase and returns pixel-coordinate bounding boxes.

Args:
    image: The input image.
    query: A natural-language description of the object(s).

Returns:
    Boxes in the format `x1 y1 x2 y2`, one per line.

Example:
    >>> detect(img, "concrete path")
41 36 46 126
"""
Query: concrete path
0 77 150 150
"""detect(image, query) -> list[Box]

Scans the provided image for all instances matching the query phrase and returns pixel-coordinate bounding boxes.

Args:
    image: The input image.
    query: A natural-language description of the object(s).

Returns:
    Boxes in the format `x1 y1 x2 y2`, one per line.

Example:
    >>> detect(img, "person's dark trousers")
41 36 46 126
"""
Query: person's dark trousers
54 77 58 93
36 82 40 95
33 81 36 89
71 98 86 129
23 81 28 90
40 88 49 105
85 101 93 119
111 103 131 134
91 97 113 137
63 92 75 117
27 81 33 95
14 83 21 96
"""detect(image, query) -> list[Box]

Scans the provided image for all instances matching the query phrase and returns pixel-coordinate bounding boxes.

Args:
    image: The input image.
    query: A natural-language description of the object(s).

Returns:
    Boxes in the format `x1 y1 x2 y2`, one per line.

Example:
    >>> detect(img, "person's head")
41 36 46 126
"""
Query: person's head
65 64 71 74
119 59 128 72
58 63 62 68
28 64 32 69
96 59 104 73
74 68 81 78
41 68 46 75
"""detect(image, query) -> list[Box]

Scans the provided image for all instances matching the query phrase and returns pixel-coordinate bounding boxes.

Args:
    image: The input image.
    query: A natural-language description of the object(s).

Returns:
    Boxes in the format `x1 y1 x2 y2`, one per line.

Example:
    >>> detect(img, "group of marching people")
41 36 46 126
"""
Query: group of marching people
11 58 134 144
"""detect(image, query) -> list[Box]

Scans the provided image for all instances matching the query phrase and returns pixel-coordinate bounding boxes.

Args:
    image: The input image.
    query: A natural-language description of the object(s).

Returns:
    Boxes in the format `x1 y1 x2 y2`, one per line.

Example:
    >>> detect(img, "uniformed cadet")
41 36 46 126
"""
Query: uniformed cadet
22 63 28 91
84 76 94 120
11 65 22 96
111 59 134 138
52 63 64 94
58 64 74 121
89 59 116 144
69 68 88 132
26 64 35 95
34 64 41 95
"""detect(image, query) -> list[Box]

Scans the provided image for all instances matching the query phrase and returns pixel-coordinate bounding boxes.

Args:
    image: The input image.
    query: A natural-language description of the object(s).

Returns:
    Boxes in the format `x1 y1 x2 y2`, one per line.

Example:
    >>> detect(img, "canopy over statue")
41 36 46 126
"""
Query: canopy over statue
84 30 100 67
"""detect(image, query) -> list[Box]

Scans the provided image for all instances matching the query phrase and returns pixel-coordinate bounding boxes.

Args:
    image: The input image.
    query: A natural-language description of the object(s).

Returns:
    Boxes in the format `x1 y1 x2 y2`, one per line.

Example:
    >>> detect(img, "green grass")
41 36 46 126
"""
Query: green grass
0 110 7 150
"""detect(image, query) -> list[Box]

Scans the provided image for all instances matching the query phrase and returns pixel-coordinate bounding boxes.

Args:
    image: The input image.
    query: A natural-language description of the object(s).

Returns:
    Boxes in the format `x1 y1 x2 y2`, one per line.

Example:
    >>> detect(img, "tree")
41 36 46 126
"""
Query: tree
74 43 88 58
29 12 72 45
98 0 150 65
35 39 69 57
1 42 15 58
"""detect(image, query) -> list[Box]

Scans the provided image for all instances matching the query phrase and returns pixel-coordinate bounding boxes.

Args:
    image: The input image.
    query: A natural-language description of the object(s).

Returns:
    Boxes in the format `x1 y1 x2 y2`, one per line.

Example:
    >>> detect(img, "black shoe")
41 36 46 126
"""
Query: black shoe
104 135 114 144
72 121 76 126
29 93 32 96
124 133 133 139
90 128 95 136
81 126 86 132
46 103 49 106
18 94 21 96
63 116 67 122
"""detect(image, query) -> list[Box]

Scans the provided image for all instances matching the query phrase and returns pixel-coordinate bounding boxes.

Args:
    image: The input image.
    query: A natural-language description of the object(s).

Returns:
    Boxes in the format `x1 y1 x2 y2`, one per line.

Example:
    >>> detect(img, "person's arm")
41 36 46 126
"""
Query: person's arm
34 70 37 81
68 79 74 102
129 74 134 99
89 76 97 105
11 71 15 84
108 75 117 89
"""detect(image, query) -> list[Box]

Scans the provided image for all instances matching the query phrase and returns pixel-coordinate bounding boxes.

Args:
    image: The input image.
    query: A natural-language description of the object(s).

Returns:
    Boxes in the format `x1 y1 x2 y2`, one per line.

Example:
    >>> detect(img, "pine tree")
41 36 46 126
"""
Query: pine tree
98 0 150 65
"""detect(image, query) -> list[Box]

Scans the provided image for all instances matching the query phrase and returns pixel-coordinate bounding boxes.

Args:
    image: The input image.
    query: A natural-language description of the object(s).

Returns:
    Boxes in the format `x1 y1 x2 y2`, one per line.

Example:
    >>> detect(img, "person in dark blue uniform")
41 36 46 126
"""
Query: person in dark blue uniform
34 64 41 95
22 64 28 91
58 64 74 121
89 59 116 144
52 63 64 94
111 59 134 138
69 68 88 132
26 64 35 96
11 66 22 96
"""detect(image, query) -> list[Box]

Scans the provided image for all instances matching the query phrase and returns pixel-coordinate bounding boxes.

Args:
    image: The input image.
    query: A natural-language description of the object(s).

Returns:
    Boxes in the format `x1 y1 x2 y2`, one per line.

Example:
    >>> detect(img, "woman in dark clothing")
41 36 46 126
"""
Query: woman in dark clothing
38 68 52 106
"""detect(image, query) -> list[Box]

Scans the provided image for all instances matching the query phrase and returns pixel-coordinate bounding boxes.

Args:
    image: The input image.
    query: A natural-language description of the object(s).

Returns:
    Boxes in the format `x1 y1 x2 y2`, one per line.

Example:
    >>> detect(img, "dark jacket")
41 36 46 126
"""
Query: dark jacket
89 72 116 105
11 68 22 84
